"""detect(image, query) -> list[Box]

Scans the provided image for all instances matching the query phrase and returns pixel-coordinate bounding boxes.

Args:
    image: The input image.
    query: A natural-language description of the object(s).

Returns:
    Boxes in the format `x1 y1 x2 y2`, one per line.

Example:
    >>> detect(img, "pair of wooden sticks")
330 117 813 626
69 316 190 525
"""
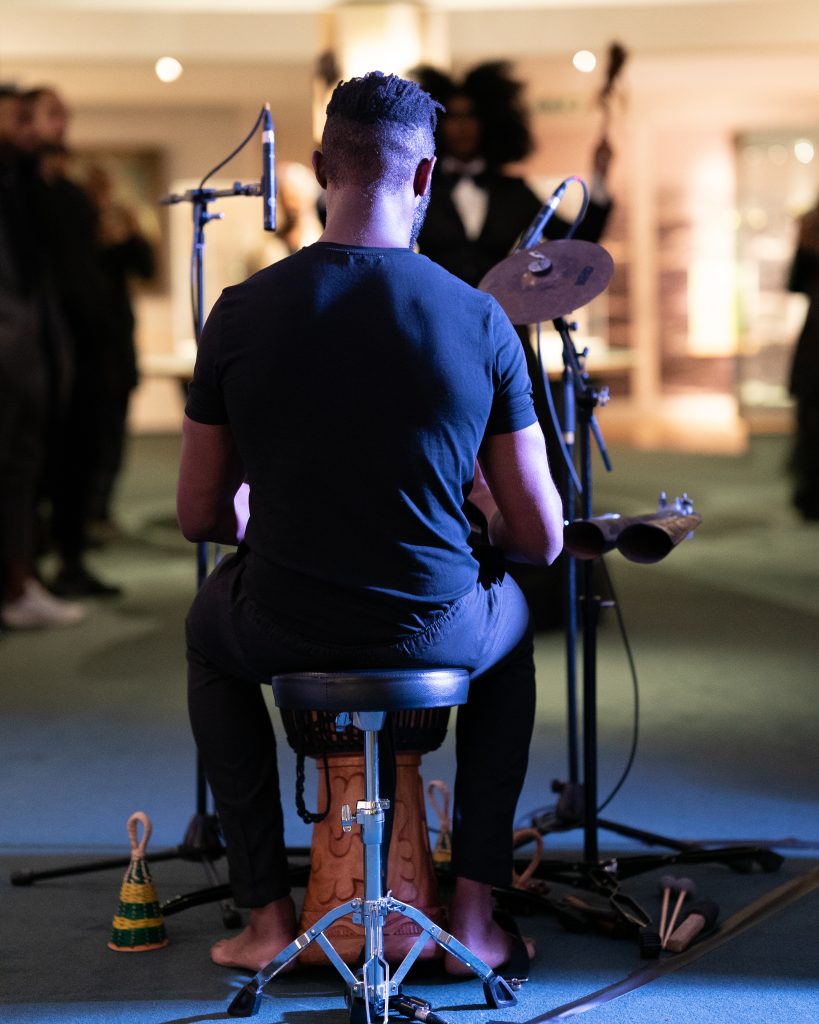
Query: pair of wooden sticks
657 874 697 948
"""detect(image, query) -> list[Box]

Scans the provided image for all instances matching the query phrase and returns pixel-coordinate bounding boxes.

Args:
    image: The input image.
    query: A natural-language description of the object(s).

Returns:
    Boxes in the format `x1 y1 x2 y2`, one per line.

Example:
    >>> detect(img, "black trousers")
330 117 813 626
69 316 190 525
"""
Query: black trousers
47 376 107 563
186 551 536 907
792 395 819 519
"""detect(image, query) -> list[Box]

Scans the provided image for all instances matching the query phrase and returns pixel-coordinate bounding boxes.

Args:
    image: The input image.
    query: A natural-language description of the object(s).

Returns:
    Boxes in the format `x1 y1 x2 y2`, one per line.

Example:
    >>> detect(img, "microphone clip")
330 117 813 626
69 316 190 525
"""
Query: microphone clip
517 176 578 250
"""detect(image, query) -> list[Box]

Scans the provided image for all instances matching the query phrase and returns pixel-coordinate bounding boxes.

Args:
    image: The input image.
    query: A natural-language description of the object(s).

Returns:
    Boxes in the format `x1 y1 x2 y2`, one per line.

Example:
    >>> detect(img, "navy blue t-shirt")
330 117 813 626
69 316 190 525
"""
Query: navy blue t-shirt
185 242 536 641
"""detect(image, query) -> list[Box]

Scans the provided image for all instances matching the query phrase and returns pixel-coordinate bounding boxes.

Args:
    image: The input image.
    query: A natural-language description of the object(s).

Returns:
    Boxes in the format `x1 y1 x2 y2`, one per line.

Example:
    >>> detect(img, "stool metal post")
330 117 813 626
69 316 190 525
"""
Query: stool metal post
359 713 386 904
348 710 391 1012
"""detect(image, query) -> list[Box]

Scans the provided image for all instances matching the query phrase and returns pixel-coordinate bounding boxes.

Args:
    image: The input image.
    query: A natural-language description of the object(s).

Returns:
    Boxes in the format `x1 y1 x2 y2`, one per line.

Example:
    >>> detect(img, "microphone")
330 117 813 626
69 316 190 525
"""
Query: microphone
261 103 276 232
517 176 577 250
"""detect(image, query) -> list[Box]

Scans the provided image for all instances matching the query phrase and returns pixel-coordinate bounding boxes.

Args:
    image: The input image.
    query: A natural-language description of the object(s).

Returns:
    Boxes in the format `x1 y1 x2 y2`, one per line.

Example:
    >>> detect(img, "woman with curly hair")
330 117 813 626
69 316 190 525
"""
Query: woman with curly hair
412 61 613 287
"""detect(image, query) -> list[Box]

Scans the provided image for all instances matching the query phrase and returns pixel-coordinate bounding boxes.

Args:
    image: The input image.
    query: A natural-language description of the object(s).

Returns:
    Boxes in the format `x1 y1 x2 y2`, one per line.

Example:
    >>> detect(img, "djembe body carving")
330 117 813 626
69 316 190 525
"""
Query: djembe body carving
281 708 449 964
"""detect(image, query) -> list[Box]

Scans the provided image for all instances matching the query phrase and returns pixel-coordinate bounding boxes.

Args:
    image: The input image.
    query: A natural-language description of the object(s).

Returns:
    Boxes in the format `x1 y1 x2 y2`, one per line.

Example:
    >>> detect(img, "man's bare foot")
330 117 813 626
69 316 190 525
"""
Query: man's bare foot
443 878 535 977
383 929 443 963
210 895 298 972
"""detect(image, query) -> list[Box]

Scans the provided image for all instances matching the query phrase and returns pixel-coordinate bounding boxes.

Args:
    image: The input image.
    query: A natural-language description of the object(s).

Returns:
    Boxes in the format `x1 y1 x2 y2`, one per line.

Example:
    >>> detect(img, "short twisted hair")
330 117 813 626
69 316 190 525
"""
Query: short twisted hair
321 71 443 191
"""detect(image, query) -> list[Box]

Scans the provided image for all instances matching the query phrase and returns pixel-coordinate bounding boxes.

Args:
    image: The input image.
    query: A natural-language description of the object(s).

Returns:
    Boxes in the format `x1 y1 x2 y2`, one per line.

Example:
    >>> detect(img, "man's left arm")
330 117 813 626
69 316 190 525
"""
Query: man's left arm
177 415 246 545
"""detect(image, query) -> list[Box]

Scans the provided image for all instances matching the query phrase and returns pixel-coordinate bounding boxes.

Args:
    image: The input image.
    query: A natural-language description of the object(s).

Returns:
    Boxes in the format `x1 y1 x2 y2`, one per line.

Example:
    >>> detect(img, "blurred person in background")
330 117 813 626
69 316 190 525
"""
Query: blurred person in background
787 197 819 521
18 85 122 597
275 161 324 255
0 84 84 628
83 163 155 543
250 160 324 272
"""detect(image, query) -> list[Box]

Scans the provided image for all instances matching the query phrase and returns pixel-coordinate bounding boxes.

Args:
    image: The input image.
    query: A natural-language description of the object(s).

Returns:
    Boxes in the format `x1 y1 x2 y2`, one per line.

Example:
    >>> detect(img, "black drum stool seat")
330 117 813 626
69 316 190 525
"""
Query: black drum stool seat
228 667 518 1023
271 667 470 712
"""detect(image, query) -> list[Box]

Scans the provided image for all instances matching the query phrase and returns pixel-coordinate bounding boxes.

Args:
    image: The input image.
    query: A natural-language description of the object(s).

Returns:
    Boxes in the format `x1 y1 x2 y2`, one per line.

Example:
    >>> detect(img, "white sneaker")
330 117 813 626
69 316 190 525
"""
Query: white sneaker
1 577 86 629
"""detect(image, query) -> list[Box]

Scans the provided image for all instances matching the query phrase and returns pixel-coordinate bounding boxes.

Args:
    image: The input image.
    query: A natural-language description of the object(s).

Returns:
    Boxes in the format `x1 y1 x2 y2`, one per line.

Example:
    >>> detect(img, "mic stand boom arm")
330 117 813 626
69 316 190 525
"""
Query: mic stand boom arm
160 182 262 205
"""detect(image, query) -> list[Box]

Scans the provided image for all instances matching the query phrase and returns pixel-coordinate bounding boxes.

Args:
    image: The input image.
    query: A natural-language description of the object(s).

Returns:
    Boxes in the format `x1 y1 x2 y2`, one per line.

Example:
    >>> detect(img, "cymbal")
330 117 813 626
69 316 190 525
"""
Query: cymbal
478 239 614 325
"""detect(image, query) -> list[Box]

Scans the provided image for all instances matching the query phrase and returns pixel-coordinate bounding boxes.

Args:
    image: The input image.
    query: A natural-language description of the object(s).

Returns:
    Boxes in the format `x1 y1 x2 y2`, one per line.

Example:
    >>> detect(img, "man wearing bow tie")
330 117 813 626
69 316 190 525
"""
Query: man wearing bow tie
414 63 613 290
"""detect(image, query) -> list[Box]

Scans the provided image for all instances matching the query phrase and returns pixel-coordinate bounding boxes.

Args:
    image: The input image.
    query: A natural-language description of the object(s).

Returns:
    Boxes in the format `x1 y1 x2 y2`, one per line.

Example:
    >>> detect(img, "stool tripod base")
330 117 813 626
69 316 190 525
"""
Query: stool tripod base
227 894 517 1020
253 668 503 1023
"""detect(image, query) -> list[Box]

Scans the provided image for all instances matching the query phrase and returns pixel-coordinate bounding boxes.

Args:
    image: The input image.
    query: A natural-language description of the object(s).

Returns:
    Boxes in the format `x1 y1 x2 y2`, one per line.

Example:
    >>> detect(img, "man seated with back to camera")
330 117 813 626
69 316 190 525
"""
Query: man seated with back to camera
177 71 563 976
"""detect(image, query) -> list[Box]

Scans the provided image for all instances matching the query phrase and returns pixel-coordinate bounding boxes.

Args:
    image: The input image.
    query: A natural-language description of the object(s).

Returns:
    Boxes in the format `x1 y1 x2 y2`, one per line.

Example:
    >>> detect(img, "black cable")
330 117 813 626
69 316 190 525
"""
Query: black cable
394 997 451 1024
295 752 332 824
189 237 199 343
189 105 268 344
515 175 590 250
526 175 593 491
563 177 590 240
199 105 267 188
595 556 640 813
518 551 640 830
536 321 582 494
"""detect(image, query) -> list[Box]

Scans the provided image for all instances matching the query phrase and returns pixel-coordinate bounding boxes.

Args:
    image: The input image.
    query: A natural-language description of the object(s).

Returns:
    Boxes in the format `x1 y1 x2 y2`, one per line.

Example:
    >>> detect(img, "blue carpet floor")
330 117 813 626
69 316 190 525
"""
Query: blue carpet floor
1 432 818 1023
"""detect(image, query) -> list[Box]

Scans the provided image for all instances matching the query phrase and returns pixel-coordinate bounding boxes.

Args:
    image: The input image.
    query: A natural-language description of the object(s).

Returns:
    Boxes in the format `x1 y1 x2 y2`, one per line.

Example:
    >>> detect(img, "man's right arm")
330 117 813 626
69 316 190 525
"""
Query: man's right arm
477 422 564 565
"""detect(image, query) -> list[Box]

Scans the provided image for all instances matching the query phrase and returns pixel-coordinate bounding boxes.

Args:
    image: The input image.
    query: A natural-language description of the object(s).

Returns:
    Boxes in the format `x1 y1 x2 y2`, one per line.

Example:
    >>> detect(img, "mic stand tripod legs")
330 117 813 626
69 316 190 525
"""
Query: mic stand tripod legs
523 318 784 936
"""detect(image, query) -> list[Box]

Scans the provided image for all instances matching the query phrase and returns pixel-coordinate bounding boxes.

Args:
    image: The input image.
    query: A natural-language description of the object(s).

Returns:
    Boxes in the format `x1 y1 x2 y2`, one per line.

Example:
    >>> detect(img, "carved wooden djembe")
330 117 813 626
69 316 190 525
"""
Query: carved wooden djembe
280 707 449 964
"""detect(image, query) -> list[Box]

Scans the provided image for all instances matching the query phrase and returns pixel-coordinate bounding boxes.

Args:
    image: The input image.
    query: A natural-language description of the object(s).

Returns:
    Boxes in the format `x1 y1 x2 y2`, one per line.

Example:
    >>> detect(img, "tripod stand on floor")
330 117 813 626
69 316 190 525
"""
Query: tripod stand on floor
11 119 278 925
522 315 783 930
478 230 783 933
11 753 240 925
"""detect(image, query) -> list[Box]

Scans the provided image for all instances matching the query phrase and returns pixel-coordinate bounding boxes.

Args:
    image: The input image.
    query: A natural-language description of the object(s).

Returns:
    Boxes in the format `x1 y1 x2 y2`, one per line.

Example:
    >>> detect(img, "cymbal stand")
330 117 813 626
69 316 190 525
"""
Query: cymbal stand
525 317 783 929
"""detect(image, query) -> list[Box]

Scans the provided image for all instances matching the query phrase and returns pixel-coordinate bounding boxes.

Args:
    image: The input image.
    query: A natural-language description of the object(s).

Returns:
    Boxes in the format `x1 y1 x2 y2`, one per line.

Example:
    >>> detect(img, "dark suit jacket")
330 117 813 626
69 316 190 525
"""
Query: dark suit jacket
417 169 613 454
417 171 612 289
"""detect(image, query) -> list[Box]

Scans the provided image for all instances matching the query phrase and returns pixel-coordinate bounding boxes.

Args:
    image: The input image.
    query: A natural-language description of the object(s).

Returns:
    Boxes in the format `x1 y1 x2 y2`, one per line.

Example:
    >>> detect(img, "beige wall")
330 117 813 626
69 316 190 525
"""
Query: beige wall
4 1 819 448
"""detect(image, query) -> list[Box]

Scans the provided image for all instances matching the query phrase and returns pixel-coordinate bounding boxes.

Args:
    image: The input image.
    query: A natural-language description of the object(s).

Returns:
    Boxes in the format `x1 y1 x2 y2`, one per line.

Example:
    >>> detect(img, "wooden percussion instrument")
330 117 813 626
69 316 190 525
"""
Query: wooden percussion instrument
280 707 450 964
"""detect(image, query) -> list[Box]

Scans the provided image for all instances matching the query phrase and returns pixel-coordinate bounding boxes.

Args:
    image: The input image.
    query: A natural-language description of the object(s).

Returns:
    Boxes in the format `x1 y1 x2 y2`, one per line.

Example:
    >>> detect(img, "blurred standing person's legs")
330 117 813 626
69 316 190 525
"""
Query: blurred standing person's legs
84 165 155 541
18 86 122 597
0 297 84 628
792 395 819 519
0 92 84 628
86 386 132 540
786 201 819 520
47 368 121 595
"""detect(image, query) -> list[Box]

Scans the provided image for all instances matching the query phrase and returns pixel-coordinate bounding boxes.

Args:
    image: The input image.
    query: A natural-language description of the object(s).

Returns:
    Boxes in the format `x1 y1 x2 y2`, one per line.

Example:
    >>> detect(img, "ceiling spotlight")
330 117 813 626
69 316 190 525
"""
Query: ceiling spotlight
794 139 815 165
155 56 183 84
572 50 597 74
